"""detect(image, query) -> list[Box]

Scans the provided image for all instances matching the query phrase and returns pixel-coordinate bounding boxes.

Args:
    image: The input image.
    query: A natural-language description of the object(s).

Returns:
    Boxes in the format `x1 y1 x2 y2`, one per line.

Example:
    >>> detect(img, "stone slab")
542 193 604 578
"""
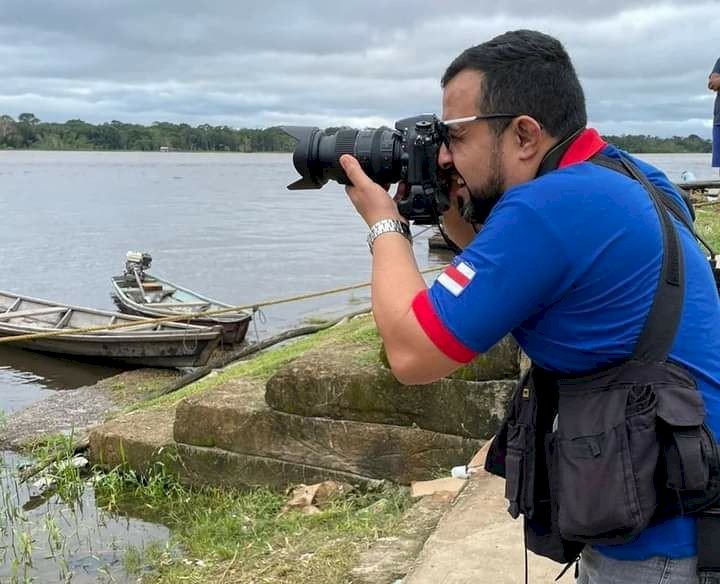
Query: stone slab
265 344 515 439
88 408 177 472
174 382 483 484
174 443 382 489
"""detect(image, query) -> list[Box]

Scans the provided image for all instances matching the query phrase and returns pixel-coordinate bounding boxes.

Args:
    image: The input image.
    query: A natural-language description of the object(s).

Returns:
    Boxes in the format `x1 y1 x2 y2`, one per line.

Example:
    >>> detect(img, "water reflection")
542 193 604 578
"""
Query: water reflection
0 451 169 584
0 346 120 390
0 346 120 413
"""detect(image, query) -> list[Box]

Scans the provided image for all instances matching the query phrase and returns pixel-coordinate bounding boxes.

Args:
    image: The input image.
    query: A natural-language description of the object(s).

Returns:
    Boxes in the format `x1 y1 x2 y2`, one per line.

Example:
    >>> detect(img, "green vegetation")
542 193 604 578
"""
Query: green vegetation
132 313 380 412
603 134 712 153
697 208 720 250
94 461 411 584
3 435 411 584
0 113 296 152
1 113 714 153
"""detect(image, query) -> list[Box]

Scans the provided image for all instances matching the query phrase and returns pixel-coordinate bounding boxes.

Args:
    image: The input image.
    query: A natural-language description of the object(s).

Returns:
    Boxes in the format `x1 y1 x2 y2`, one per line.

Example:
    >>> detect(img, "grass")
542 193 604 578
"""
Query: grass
696 208 720 251
88 457 411 584
103 369 182 404
130 313 381 412
5 434 412 583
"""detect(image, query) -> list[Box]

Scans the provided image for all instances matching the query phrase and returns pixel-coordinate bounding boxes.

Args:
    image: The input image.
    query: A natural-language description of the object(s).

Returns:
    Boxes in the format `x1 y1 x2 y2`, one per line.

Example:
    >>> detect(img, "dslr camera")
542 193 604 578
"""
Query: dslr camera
282 115 450 224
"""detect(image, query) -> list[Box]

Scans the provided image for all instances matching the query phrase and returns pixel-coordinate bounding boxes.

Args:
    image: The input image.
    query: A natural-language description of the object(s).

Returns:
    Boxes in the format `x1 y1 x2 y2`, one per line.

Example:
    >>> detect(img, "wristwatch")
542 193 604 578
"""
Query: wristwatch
367 219 412 254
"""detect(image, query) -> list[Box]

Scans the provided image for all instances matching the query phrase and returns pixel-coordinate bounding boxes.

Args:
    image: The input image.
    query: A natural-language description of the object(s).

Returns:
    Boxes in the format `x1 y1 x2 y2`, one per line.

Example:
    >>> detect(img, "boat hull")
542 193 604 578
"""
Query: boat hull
112 298 252 345
0 290 223 368
110 275 253 345
0 331 220 368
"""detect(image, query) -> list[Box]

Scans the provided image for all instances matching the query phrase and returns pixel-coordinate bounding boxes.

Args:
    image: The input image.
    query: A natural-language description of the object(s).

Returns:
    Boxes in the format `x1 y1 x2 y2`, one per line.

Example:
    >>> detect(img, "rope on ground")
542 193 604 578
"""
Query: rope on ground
0 267 442 345
148 307 372 400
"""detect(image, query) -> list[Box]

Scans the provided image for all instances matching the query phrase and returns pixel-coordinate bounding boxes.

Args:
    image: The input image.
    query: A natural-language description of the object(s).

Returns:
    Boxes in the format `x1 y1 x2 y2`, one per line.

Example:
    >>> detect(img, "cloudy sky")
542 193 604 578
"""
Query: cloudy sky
1 0 719 137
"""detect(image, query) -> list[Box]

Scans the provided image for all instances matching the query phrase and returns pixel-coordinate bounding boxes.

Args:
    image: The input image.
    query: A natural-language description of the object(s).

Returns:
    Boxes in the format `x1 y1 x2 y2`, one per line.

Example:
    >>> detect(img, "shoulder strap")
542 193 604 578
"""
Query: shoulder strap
591 154 715 256
589 153 684 363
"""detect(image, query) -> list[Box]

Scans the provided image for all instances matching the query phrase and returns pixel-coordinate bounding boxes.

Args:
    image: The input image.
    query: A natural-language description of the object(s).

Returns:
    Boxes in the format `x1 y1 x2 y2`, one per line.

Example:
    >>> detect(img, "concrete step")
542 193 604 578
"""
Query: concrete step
174 379 484 484
265 342 516 439
88 408 177 472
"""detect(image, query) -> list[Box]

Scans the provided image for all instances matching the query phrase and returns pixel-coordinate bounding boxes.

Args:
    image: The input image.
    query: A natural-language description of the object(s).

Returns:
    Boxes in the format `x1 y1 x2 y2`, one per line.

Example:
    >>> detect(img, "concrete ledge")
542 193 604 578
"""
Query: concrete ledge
175 385 483 484
88 408 177 472
174 443 381 489
349 496 452 584
266 344 515 439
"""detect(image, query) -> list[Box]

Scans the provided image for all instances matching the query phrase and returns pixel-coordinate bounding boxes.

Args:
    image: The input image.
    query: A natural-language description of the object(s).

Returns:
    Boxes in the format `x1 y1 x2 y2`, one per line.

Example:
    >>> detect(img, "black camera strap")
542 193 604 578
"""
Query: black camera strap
538 133 686 362
590 153 684 362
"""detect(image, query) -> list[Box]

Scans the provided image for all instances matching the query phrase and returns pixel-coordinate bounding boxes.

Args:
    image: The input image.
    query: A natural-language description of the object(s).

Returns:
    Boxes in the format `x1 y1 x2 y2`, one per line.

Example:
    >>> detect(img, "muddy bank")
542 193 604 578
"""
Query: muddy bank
0 368 180 450
0 337 274 451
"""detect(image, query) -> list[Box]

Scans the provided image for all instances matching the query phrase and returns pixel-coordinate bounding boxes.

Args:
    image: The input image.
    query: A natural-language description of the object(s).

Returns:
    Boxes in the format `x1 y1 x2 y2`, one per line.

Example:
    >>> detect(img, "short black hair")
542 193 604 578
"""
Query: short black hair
441 30 587 138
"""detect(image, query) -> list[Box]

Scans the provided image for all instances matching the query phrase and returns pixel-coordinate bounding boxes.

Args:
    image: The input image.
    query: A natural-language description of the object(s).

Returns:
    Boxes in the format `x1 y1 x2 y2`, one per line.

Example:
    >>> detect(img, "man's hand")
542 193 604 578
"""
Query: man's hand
709 73 720 91
441 192 479 249
340 155 404 227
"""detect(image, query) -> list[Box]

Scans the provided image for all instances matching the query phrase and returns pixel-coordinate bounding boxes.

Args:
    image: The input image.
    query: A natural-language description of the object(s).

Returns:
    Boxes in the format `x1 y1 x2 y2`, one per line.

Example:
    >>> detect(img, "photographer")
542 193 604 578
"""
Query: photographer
339 30 720 584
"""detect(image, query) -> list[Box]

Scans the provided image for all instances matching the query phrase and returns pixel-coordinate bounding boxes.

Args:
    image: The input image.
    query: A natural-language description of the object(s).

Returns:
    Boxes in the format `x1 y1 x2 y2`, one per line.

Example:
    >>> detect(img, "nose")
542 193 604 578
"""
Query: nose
438 143 453 169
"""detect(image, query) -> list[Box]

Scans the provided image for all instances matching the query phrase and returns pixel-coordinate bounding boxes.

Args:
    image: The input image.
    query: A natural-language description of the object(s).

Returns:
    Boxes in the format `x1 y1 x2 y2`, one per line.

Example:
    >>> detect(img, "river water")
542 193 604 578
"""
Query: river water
0 150 716 581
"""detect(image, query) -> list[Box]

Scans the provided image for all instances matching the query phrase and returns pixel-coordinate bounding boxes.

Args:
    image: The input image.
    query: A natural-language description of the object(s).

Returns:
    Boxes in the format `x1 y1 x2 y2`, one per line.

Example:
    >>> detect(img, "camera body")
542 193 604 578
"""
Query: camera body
283 114 449 224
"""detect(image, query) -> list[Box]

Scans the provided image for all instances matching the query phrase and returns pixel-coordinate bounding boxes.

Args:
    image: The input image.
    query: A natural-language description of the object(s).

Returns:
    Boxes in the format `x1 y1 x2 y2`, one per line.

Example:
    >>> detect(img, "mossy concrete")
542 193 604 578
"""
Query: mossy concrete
87 408 177 472
266 343 515 439
174 443 384 489
89 318 519 489
174 380 483 484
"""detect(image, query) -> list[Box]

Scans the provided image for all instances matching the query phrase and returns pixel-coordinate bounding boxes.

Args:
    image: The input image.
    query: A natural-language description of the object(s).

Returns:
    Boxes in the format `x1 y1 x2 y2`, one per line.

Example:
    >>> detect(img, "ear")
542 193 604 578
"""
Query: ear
511 116 543 161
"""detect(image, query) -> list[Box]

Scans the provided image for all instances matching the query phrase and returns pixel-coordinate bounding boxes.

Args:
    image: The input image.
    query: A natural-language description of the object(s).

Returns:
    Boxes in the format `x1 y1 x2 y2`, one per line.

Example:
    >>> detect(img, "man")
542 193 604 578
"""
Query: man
710 57 720 174
339 30 720 584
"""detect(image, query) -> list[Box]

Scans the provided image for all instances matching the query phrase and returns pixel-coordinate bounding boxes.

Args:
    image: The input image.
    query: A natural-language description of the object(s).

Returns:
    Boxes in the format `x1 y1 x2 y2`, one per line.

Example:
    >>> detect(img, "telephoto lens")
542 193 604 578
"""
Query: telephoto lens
282 115 449 224
281 126 403 190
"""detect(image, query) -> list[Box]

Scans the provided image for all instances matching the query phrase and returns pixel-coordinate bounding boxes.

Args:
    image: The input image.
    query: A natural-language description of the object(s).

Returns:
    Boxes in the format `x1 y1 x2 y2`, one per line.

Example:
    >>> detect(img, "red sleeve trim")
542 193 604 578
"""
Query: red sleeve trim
559 128 607 168
411 290 477 364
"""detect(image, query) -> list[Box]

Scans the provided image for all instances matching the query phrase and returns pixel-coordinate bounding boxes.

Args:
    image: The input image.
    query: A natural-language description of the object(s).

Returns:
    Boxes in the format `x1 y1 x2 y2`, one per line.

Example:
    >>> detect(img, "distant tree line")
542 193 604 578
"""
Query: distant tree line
603 133 712 154
0 113 297 152
0 113 714 153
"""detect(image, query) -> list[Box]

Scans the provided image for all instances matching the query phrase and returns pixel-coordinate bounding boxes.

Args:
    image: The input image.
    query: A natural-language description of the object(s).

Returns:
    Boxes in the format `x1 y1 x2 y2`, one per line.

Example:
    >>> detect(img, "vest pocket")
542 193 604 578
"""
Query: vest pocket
555 382 658 543
505 422 533 519
504 424 524 517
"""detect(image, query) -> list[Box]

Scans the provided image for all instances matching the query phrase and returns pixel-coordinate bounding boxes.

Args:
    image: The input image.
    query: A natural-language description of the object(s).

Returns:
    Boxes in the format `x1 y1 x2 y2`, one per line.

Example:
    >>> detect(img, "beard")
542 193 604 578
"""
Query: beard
460 141 505 224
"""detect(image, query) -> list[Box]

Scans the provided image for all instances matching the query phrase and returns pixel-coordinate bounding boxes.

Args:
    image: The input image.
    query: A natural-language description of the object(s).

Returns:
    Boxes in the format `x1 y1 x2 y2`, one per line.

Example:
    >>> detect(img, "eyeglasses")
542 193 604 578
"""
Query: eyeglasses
437 114 519 147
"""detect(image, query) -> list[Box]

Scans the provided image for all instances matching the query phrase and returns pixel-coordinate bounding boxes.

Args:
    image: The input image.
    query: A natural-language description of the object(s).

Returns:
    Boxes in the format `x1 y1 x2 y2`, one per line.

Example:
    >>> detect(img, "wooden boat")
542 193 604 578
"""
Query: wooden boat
0 290 222 368
110 253 252 344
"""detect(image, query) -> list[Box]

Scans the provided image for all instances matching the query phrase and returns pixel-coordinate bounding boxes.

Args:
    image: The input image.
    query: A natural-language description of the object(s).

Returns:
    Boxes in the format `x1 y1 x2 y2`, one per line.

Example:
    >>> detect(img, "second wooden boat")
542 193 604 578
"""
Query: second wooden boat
111 252 253 344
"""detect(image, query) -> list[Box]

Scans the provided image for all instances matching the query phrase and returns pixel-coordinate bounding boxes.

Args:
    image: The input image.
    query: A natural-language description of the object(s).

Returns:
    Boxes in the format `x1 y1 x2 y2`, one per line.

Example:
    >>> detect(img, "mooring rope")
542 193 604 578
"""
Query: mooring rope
0 266 444 344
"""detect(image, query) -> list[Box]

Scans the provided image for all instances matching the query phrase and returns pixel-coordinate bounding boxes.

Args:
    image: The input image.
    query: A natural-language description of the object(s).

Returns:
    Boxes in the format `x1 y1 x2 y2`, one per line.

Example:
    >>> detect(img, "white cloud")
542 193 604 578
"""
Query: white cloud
0 0 718 137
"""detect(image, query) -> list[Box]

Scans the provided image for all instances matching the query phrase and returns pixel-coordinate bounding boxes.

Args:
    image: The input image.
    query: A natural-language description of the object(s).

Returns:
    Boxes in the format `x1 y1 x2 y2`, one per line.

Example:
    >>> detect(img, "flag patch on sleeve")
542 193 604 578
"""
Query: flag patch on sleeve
437 261 476 296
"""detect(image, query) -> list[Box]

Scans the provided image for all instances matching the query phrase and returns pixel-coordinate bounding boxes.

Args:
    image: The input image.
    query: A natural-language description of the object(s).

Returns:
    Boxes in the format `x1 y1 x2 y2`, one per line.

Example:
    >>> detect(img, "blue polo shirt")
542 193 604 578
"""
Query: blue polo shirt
413 129 720 560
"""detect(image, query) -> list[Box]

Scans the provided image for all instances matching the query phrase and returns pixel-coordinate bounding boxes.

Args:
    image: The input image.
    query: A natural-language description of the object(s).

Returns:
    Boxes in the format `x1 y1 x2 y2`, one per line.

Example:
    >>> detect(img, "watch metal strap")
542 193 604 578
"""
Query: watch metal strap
367 219 412 253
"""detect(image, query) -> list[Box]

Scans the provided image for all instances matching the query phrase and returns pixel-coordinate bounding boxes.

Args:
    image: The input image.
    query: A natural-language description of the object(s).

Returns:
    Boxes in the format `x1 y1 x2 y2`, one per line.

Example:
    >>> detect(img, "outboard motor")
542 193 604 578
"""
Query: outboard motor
124 251 153 281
